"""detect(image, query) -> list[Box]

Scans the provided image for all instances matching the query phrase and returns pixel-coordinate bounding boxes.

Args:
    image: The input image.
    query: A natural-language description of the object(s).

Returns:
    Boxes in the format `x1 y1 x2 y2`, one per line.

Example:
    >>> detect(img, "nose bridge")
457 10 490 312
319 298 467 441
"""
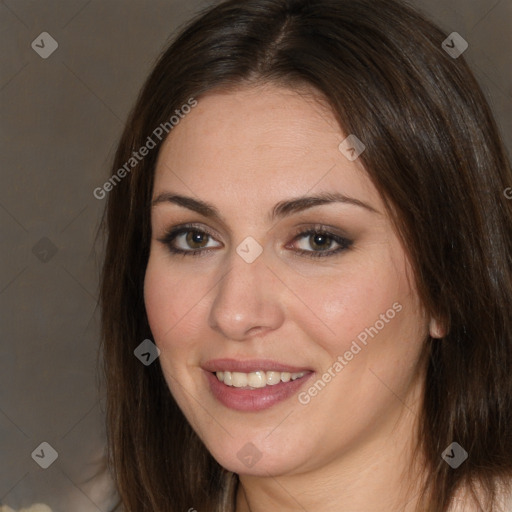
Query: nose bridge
207 245 284 340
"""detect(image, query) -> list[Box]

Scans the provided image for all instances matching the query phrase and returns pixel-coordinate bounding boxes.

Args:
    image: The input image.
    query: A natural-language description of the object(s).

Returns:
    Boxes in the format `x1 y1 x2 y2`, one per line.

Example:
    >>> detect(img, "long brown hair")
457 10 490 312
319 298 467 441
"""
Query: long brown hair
99 0 512 510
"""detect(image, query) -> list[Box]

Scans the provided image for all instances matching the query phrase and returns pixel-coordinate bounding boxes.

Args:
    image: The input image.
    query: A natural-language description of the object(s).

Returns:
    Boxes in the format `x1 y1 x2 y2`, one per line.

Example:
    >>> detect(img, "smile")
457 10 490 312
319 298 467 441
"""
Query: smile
215 370 308 388
203 360 314 411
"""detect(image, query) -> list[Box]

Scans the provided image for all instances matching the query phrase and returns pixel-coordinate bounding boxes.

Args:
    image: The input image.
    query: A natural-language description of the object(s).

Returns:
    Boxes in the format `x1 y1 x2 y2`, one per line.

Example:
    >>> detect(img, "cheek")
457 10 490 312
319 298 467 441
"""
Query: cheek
296 248 426 388
296 255 407 351
143 257 203 405
143 261 173 340
144 255 206 348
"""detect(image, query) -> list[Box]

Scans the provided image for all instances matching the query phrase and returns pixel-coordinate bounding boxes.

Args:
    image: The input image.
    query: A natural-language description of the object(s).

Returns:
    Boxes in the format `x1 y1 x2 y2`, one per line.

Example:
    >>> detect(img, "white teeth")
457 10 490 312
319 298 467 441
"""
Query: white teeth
215 370 307 388
248 371 266 388
231 372 248 388
265 371 281 385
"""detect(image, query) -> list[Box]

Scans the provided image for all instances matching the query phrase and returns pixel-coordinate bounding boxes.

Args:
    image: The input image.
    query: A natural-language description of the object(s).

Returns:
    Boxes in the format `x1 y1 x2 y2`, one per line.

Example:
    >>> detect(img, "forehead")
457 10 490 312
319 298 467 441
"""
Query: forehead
153 84 382 214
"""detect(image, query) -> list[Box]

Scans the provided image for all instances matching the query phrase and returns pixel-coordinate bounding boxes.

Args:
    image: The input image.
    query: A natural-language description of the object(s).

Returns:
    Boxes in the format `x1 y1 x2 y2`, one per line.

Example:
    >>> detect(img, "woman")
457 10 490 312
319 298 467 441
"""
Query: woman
99 0 512 510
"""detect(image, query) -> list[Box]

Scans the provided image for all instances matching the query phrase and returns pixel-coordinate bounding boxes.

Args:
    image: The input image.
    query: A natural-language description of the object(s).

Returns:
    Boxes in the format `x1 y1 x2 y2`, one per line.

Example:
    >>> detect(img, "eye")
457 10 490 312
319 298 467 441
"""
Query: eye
288 227 353 258
158 224 221 257
157 223 352 259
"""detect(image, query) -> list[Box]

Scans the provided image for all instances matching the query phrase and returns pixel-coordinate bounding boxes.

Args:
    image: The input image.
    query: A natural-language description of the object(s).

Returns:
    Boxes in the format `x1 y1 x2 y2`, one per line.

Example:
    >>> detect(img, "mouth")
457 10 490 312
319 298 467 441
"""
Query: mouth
202 359 314 411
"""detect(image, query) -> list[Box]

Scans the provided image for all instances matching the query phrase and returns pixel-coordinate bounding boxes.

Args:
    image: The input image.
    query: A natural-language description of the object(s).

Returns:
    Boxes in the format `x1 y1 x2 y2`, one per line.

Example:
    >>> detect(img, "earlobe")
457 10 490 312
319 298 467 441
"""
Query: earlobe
429 318 446 339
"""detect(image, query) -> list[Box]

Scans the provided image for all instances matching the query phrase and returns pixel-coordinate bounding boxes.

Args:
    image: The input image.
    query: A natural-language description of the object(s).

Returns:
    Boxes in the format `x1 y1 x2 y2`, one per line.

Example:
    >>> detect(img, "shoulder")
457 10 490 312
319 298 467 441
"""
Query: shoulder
496 484 512 512
449 480 512 512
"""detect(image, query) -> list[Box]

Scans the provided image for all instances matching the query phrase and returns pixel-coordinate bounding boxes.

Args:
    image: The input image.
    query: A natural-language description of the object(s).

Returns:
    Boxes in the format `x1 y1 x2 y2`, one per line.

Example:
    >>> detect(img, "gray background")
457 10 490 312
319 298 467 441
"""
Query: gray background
1 0 510 510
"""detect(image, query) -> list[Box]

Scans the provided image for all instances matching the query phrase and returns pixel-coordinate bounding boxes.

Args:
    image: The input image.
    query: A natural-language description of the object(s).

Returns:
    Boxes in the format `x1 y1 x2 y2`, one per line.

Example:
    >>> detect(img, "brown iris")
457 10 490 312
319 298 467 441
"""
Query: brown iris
308 233 333 251
186 230 209 249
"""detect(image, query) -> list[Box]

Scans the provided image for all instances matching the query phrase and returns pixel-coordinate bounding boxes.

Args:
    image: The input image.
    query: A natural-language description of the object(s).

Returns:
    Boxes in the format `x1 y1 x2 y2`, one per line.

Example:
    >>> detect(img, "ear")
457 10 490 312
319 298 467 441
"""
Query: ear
429 317 446 339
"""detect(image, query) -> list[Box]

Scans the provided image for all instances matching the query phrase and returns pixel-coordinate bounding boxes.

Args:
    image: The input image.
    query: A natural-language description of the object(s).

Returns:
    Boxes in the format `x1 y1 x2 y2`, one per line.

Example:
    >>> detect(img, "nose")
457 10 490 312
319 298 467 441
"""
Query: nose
207 248 285 341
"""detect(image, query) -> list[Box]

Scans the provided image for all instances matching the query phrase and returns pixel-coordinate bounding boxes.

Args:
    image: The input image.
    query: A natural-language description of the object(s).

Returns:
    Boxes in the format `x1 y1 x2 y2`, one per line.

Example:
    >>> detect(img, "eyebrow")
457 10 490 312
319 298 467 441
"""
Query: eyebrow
151 191 379 222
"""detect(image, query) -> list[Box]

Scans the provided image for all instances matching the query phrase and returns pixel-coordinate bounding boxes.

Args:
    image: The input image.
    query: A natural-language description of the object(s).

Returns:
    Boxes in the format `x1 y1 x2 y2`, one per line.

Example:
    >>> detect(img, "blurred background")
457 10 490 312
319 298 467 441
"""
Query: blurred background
1 0 511 510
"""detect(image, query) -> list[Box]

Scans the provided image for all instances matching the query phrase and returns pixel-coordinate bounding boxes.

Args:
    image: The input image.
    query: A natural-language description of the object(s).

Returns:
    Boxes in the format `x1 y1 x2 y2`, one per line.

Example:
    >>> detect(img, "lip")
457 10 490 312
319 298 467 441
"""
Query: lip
202 360 314 412
201 358 312 373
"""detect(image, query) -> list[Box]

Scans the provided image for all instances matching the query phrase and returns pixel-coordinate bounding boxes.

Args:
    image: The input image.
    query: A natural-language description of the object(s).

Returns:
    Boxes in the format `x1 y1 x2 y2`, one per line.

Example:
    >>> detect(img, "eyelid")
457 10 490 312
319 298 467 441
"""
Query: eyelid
158 222 221 241
289 223 351 240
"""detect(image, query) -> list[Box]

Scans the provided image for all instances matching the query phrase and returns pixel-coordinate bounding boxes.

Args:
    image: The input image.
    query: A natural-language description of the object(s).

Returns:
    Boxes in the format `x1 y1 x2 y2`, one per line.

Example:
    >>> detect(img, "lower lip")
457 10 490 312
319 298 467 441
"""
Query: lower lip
204 371 314 411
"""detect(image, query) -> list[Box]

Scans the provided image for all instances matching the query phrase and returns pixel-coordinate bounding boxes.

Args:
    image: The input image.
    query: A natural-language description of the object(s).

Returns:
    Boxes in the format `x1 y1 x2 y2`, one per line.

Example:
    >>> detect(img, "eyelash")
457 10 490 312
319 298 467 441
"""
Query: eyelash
157 223 353 259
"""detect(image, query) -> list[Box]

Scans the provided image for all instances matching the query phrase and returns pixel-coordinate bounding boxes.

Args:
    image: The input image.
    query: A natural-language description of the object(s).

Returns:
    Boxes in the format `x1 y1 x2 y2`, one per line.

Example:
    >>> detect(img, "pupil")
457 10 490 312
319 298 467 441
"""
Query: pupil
187 231 206 248
312 234 330 250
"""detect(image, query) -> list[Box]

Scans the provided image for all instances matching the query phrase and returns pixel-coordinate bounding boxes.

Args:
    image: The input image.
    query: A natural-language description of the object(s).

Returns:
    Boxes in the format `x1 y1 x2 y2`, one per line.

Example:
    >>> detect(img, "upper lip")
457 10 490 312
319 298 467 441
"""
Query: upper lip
202 358 312 373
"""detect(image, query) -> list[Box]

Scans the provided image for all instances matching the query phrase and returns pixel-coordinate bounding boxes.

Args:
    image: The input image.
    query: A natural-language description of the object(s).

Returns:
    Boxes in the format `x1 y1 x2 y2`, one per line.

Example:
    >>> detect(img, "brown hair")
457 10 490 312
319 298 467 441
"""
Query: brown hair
99 0 512 510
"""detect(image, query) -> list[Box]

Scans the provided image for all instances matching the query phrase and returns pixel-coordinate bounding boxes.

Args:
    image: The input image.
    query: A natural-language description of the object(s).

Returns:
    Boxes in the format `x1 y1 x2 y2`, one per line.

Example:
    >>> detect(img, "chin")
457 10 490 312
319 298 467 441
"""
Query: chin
201 432 311 477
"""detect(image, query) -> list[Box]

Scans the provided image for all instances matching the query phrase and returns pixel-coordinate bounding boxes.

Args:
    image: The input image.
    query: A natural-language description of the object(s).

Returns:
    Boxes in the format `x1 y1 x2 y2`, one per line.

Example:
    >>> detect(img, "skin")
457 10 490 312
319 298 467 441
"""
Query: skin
144 83 443 511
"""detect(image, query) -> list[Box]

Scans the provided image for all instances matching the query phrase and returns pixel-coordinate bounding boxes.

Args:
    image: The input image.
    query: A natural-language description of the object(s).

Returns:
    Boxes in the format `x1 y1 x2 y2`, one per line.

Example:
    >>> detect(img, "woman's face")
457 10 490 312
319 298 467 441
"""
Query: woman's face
144 84 429 476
